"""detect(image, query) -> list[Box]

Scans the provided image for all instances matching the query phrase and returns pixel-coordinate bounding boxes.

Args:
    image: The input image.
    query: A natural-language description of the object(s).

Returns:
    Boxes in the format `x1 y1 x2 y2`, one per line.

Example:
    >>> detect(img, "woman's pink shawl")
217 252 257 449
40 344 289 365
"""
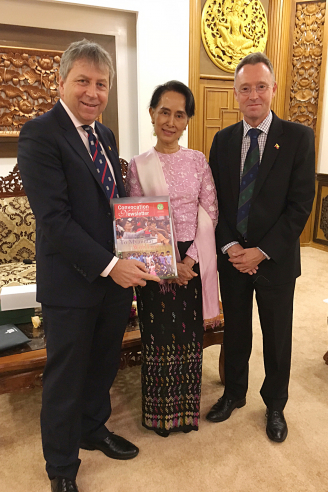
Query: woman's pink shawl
134 147 220 328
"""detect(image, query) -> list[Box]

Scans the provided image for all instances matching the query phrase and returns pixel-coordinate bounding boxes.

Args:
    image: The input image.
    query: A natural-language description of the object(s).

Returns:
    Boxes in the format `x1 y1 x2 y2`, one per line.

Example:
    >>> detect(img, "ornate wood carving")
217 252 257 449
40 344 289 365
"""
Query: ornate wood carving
313 174 328 246
0 317 226 393
120 349 142 370
0 46 62 136
324 350 328 365
119 158 128 185
287 2 326 132
0 369 43 395
0 163 24 197
0 160 128 198
320 194 328 240
201 0 268 73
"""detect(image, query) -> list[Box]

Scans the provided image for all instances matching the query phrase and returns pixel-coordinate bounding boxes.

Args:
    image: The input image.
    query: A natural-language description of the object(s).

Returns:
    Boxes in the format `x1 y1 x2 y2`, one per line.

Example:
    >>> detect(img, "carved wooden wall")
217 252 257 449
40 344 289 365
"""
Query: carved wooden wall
0 23 118 158
273 0 327 247
201 0 268 73
286 2 326 132
0 47 61 136
189 0 269 156
256 0 327 246
190 0 328 248
313 174 328 247
286 2 327 246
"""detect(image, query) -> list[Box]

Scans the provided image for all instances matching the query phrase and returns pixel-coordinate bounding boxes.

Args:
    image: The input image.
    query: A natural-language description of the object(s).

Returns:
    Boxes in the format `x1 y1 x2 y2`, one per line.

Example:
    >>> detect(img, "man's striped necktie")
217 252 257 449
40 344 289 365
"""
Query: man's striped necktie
236 128 262 238
82 125 119 201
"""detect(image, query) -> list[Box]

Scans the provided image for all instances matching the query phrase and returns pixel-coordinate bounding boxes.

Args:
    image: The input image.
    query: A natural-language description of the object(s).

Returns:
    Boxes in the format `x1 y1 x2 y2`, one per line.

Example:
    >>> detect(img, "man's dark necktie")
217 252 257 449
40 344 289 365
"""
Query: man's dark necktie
236 128 262 238
82 125 119 201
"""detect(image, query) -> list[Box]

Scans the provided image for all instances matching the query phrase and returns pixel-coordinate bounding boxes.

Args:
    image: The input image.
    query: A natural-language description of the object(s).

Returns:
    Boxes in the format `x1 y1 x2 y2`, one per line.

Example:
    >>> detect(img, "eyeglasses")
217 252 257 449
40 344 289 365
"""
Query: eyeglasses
236 84 272 96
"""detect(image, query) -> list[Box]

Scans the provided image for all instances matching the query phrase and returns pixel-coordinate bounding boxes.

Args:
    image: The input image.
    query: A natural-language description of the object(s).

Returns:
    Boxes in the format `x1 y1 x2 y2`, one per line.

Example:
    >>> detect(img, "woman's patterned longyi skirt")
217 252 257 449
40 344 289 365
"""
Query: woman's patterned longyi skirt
136 242 204 435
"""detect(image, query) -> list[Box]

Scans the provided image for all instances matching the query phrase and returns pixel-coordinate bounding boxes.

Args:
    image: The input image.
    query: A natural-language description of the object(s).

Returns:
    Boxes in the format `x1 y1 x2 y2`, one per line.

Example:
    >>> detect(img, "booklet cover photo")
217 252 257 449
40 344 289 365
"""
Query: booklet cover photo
111 196 178 279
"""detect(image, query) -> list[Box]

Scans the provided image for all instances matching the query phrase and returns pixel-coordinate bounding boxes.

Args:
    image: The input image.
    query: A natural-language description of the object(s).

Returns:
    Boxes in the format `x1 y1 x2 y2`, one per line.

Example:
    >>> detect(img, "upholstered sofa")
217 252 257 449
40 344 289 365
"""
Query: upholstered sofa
0 162 224 394
0 162 144 393
0 164 36 293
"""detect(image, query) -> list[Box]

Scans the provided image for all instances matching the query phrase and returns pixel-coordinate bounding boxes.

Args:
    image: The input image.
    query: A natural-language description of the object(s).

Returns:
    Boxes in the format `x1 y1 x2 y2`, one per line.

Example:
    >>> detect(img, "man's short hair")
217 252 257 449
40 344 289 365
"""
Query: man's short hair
59 39 115 88
234 52 275 83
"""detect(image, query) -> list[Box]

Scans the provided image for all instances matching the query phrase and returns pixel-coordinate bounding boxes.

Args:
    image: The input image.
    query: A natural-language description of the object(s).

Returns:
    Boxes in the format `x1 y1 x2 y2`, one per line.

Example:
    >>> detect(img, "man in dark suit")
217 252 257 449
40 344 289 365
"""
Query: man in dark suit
18 40 158 492
207 52 315 442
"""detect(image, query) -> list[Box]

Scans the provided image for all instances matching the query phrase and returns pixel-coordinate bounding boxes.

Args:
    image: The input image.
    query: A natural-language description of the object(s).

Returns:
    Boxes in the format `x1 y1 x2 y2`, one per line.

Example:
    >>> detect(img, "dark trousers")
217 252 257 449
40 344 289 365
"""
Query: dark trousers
219 256 295 412
41 285 133 480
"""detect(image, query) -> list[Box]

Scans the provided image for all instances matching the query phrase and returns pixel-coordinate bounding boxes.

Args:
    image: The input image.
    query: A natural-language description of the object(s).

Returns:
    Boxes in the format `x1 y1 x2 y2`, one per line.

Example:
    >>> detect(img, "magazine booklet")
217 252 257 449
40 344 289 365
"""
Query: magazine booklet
111 196 178 279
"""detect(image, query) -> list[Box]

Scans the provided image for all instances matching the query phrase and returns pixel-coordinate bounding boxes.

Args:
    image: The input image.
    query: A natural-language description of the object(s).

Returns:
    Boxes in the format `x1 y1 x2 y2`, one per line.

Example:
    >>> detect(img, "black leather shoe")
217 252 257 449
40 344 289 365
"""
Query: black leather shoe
206 395 246 422
266 409 288 442
51 477 79 492
80 432 139 460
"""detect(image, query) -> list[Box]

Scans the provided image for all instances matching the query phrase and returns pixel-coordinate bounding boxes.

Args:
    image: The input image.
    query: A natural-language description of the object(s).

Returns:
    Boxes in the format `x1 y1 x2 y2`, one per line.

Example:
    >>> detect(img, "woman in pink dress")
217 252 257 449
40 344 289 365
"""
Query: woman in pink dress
126 81 219 437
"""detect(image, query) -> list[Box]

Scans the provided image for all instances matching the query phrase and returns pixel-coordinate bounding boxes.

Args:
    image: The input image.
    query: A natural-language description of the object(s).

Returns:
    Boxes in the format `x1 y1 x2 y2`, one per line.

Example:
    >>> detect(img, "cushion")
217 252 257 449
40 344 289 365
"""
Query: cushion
0 261 36 290
0 196 36 264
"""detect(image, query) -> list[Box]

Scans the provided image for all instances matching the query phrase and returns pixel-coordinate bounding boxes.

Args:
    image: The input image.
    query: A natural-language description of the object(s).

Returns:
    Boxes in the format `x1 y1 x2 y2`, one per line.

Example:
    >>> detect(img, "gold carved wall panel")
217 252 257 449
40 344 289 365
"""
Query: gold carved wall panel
0 46 62 136
201 0 268 73
287 2 326 132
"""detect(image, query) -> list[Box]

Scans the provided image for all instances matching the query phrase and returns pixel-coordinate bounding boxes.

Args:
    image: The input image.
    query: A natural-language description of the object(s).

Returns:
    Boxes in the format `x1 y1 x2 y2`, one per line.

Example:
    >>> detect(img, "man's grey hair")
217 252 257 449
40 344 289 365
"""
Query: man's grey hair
59 39 115 88
234 52 275 83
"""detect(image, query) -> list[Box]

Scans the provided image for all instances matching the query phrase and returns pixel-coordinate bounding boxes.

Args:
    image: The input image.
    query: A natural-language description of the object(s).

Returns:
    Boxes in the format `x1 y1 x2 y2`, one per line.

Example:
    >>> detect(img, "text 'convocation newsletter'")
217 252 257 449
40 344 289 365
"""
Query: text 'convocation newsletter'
111 196 178 279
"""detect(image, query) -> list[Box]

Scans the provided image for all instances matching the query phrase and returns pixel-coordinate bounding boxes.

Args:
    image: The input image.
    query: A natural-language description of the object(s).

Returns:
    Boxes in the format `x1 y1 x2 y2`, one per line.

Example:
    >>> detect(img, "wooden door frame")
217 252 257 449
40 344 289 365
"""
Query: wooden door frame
188 0 202 152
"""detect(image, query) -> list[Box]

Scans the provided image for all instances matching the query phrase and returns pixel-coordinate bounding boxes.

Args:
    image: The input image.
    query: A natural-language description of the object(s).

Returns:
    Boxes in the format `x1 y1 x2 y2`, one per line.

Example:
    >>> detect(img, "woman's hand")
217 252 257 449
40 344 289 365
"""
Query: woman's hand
175 256 198 286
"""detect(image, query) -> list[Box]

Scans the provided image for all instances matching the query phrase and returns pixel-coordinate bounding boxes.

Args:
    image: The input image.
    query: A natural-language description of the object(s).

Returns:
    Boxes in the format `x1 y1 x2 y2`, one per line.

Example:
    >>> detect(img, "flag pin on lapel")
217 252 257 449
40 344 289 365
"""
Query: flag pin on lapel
108 145 112 151
274 143 280 149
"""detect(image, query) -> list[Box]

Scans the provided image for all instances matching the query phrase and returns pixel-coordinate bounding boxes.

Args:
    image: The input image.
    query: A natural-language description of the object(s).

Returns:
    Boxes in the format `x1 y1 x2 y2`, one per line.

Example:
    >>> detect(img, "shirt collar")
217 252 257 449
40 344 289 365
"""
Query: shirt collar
59 99 96 132
242 110 272 138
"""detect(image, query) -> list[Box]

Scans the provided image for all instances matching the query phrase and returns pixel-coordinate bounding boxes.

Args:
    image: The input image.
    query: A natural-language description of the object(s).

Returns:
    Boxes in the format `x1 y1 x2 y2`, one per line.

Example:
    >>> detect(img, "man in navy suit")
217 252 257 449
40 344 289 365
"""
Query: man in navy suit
18 39 158 492
207 53 315 442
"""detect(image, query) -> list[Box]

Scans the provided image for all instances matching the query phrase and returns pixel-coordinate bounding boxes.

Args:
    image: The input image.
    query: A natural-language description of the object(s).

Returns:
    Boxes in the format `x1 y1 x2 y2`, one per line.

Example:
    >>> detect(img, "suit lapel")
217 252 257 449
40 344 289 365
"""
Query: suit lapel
252 113 284 202
227 122 243 205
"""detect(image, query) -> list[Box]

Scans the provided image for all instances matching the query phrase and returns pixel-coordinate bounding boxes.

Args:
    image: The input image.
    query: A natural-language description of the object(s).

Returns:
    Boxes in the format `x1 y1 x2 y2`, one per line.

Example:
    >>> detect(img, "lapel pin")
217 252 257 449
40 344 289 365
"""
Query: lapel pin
274 143 280 149
108 145 112 151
